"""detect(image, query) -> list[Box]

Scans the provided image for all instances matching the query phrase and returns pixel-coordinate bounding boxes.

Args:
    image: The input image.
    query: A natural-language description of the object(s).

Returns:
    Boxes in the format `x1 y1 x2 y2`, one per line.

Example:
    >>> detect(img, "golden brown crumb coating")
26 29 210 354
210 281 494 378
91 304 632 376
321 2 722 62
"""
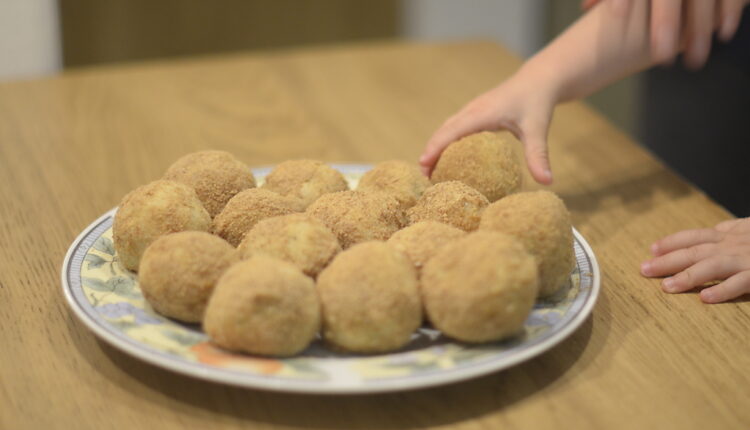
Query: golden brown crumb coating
139 231 238 323
163 150 256 218
212 188 298 247
237 214 341 278
306 190 406 249
431 131 522 202
113 180 211 272
479 190 574 297
316 241 421 353
203 256 320 357
421 232 539 343
357 160 431 210
406 181 489 231
262 160 348 210
387 221 466 275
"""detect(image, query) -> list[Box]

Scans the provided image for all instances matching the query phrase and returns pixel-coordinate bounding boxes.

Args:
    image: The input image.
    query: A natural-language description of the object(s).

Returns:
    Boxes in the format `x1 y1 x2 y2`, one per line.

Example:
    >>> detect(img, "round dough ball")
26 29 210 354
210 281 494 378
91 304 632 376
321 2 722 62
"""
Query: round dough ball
164 150 256 218
212 188 298 247
113 180 211 272
357 160 431 209
317 242 421 353
262 160 348 210
431 131 522 202
139 231 238 323
406 181 489 231
387 221 466 275
204 256 320 357
306 190 406 249
421 232 539 343
479 190 574 297
237 214 341 278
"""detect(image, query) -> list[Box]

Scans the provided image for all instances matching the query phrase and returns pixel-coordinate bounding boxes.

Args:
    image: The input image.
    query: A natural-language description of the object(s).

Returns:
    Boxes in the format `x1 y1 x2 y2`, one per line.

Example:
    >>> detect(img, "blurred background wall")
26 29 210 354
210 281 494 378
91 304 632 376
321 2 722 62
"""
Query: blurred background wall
401 0 547 57
58 0 400 66
0 0 61 80
0 0 639 135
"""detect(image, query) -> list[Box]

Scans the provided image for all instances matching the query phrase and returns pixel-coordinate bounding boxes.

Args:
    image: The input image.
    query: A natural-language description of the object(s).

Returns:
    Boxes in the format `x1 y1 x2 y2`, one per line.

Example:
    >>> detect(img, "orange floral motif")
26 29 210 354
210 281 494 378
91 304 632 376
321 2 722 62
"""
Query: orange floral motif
190 342 284 375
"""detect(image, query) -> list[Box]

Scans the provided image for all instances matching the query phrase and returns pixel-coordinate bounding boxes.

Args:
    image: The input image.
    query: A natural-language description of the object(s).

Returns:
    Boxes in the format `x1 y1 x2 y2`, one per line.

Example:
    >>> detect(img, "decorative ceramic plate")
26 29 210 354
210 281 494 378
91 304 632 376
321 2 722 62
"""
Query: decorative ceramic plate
62 164 600 394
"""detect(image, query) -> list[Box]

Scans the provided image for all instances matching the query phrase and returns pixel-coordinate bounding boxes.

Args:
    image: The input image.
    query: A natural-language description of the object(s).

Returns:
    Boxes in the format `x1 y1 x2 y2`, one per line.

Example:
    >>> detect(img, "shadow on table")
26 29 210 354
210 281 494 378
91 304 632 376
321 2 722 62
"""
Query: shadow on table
76 293 610 430
558 167 693 232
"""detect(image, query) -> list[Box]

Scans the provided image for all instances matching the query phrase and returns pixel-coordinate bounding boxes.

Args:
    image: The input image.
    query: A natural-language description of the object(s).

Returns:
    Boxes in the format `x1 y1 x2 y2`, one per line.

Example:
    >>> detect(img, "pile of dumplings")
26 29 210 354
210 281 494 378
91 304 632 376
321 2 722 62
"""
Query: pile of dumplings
113 131 575 357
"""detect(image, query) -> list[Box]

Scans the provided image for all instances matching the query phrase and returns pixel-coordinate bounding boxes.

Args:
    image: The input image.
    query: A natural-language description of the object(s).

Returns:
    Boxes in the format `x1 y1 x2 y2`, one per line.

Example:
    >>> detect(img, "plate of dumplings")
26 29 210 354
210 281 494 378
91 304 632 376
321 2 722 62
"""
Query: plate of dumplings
62 132 600 394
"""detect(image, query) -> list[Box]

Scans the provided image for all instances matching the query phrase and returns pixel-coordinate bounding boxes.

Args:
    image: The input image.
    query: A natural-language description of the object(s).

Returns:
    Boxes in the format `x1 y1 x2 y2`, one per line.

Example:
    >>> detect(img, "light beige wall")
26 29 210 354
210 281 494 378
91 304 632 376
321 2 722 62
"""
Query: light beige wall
400 0 548 57
0 0 61 81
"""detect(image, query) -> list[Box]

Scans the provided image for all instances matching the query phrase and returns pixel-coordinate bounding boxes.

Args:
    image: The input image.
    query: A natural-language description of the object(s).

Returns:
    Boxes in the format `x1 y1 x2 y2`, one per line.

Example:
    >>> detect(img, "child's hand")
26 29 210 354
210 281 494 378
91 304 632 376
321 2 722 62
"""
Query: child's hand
640 218 750 303
419 71 557 184
421 0 654 185
582 0 749 68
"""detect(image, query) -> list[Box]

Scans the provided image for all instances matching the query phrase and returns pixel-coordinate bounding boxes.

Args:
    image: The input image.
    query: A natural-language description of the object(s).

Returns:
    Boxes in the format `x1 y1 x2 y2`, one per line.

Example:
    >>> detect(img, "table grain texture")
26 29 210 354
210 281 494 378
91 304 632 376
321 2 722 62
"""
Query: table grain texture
1 41 748 430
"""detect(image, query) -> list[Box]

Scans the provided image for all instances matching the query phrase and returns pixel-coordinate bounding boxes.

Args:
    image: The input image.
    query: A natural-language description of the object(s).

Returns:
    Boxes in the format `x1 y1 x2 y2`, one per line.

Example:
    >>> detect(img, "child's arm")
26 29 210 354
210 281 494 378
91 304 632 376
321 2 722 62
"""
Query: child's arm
420 0 651 183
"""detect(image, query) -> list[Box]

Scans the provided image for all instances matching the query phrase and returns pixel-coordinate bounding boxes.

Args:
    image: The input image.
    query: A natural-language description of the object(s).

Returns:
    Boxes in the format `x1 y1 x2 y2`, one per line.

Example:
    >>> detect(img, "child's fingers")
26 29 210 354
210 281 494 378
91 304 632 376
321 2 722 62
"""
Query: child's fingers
649 228 723 256
420 86 523 177
715 218 744 232
683 0 715 69
581 0 600 10
718 0 745 42
714 217 750 235
700 270 750 303
420 115 474 176
419 108 497 176
522 127 552 185
650 0 683 64
661 254 750 293
641 243 715 277
420 119 460 176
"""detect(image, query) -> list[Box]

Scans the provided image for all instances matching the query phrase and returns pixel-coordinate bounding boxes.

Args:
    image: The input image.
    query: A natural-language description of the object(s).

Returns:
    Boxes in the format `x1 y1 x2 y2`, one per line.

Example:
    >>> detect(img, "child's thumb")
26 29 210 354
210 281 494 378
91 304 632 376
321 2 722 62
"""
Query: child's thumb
523 129 553 185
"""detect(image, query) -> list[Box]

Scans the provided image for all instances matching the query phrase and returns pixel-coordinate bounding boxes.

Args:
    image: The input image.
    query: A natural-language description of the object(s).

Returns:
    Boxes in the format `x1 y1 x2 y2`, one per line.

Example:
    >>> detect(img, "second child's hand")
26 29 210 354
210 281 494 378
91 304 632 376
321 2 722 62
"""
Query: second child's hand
582 0 749 68
641 218 750 303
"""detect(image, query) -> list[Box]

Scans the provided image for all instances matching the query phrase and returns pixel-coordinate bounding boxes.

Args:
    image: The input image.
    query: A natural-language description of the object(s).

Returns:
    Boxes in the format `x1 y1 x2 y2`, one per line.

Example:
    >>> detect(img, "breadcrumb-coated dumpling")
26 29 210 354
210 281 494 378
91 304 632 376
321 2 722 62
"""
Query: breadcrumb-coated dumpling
421 232 539 343
479 190 574 297
262 159 348 210
237 214 341 278
431 131 522 202
139 231 238 323
316 241 422 353
306 190 406 249
204 256 321 357
212 188 298 247
164 150 256 218
357 160 431 209
113 180 211 272
407 181 489 231
387 221 466 275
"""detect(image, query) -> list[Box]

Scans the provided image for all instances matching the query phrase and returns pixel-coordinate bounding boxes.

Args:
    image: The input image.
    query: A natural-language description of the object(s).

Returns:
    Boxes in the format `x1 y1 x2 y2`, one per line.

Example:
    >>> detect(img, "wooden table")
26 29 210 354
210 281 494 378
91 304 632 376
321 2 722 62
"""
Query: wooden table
1 41 748 430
